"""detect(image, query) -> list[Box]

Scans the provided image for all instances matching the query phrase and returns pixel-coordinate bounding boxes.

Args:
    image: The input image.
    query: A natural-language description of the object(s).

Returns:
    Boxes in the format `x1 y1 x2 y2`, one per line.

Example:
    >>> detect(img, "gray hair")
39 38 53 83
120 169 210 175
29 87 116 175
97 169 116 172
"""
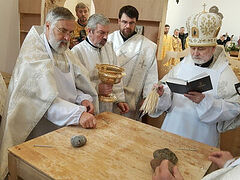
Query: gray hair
75 2 89 12
174 28 179 33
44 7 75 32
86 14 110 30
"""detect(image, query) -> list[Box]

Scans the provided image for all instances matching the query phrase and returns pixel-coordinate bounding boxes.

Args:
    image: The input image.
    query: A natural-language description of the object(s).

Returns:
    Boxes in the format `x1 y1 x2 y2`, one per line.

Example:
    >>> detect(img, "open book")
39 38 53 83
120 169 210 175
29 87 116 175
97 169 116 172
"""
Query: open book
166 72 213 94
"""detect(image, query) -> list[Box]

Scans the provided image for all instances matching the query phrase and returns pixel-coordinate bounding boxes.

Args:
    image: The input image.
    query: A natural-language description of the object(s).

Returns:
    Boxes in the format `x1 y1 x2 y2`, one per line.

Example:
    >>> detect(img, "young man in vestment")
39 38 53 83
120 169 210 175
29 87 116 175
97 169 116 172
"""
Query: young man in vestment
160 24 173 63
108 5 158 120
150 8 240 147
0 7 98 179
72 14 129 113
170 28 182 66
70 2 89 48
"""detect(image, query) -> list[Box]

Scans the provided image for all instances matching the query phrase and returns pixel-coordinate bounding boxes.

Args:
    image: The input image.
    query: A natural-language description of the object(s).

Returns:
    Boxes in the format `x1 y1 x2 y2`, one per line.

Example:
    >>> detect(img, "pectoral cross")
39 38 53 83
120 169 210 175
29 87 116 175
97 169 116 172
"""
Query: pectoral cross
203 3 207 12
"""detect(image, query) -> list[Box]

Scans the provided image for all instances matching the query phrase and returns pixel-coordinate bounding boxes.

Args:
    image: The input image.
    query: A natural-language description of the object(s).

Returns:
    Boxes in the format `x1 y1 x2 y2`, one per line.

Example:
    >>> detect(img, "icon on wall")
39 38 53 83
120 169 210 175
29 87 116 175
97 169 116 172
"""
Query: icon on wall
135 25 144 35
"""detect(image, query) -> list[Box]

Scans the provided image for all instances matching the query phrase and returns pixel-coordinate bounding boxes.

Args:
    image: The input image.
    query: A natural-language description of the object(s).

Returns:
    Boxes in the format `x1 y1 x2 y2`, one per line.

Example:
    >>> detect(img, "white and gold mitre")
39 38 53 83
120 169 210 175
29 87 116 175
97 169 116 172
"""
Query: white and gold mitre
186 8 222 47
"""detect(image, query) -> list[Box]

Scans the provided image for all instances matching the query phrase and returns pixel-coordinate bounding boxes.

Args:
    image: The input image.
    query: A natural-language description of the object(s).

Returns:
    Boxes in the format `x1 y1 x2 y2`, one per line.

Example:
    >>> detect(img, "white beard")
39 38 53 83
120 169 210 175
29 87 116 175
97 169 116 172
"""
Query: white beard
49 29 69 54
192 58 208 65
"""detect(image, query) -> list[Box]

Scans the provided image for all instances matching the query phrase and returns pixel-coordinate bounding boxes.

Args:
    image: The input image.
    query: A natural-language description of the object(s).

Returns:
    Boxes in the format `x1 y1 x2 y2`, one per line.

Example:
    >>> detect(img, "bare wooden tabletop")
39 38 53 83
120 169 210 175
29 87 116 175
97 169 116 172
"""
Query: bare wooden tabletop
8 112 218 179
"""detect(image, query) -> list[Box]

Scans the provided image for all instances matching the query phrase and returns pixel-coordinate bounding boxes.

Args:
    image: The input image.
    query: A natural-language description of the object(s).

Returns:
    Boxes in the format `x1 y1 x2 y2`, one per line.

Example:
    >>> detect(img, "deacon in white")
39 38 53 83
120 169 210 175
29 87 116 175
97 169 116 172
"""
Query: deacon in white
0 7 98 179
150 9 240 146
108 5 158 120
72 14 129 113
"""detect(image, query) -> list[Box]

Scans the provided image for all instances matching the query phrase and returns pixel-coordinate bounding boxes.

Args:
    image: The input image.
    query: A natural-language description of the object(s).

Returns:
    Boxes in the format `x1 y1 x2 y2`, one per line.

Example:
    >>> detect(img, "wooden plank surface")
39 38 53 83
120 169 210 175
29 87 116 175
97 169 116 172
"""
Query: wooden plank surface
8 112 218 179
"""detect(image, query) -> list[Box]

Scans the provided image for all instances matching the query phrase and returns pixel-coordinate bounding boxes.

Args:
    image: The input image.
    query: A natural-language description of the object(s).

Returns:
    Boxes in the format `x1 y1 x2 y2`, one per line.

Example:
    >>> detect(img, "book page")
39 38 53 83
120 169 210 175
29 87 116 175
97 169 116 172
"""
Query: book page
167 77 187 85
189 72 209 82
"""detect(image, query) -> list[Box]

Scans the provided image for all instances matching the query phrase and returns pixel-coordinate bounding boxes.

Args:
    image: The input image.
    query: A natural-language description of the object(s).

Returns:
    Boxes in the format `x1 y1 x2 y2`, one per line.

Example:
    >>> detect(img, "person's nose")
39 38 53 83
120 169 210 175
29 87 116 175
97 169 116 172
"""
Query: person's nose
192 48 199 56
103 33 108 39
125 23 130 28
64 34 71 41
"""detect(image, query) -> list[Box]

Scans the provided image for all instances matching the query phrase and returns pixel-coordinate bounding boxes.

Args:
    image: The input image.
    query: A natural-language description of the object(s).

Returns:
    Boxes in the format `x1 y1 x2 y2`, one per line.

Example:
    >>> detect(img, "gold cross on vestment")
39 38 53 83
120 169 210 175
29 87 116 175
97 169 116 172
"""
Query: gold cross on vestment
203 3 207 12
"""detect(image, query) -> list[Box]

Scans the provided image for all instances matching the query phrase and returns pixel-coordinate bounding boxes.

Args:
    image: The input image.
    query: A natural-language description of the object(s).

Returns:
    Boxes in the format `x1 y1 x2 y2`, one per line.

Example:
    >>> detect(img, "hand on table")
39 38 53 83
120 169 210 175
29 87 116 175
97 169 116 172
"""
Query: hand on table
208 151 234 168
79 112 96 129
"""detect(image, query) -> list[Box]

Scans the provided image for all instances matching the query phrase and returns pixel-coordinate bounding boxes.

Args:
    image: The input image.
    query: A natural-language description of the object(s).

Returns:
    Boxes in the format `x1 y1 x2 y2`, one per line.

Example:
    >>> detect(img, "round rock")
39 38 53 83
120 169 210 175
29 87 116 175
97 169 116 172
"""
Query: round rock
153 148 178 165
71 135 87 148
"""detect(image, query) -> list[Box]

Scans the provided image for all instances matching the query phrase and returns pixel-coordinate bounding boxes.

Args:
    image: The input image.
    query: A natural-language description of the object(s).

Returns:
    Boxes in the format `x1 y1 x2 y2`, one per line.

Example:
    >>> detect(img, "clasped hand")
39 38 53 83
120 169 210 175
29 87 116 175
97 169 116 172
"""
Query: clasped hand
98 83 113 96
79 100 96 129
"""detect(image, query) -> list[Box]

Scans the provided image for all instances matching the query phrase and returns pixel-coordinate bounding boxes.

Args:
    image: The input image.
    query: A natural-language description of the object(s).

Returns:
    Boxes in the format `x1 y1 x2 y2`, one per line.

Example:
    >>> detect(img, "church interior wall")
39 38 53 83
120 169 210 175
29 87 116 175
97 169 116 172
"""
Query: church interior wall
0 0 19 74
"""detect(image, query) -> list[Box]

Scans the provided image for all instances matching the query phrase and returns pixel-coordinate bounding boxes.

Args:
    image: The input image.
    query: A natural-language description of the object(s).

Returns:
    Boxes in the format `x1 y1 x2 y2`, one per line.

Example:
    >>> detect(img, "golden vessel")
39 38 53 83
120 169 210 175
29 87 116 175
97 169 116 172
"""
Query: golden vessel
96 64 126 102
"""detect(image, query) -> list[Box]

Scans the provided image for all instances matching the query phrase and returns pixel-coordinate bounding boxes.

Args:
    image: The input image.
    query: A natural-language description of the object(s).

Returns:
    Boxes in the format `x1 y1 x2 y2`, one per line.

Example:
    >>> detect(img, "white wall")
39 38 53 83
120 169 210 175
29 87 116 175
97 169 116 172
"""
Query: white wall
0 0 19 74
166 0 240 42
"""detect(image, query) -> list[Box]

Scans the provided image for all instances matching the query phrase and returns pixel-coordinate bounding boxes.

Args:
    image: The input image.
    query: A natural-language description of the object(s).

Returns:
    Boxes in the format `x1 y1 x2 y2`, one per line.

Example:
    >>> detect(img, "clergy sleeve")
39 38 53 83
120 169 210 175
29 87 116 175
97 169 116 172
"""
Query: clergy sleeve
113 80 126 103
142 55 158 98
195 94 240 124
46 97 86 126
149 84 172 118
75 89 93 105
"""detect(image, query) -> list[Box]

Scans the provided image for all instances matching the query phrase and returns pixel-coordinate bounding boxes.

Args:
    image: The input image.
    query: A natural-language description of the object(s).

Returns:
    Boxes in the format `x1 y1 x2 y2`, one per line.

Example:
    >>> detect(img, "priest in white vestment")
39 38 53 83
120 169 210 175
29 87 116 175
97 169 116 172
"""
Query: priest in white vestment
0 7 99 179
150 9 240 147
72 14 129 113
108 5 158 120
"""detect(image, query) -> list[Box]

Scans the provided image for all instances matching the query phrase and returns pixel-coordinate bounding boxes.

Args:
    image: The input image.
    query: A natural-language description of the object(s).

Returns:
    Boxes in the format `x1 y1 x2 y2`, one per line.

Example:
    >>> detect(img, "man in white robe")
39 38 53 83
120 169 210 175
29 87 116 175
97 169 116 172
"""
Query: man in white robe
108 5 158 120
152 151 240 180
0 7 98 179
150 9 240 147
72 14 129 113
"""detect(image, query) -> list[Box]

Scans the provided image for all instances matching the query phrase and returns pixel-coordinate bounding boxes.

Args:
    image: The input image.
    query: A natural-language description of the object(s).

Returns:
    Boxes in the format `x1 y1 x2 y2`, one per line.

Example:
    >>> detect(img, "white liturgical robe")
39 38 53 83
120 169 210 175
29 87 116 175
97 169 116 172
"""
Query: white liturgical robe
72 38 126 113
150 46 240 147
202 157 240 180
108 31 158 120
0 26 98 179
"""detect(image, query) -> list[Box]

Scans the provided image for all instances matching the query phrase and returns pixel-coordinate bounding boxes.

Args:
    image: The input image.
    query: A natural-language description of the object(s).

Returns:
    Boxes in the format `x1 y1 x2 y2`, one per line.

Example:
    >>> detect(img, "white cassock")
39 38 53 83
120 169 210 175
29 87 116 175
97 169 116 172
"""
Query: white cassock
0 26 98 179
202 157 240 180
71 37 125 113
150 46 240 147
108 30 158 120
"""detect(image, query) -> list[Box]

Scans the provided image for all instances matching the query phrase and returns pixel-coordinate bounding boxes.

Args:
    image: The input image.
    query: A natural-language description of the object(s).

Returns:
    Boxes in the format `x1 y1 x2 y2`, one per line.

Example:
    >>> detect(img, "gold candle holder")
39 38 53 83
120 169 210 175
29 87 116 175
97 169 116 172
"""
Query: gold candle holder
96 64 125 102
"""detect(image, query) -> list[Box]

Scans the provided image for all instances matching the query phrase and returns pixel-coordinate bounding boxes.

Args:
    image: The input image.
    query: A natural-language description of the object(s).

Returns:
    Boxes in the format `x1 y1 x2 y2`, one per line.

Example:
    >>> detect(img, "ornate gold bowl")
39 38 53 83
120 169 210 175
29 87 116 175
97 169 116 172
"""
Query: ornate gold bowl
96 64 126 102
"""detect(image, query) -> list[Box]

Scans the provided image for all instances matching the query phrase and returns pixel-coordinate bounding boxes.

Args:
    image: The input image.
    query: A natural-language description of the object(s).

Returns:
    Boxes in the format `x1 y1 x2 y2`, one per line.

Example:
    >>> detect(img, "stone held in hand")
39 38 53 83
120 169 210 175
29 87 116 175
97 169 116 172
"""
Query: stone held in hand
153 148 178 165
71 135 87 148
150 158 175 174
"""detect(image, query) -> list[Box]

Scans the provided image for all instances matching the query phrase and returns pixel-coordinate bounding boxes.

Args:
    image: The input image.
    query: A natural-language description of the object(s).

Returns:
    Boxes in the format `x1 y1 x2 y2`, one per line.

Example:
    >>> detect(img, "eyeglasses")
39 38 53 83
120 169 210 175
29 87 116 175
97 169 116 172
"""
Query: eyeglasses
95 30 109 36
55 26 74 38
120 20 136 26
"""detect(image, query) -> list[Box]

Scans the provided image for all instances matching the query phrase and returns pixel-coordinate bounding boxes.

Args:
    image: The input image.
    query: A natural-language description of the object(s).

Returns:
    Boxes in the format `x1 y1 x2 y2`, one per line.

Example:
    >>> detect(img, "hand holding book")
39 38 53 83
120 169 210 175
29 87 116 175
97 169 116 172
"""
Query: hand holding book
166 72 213 94
184 91 205 104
